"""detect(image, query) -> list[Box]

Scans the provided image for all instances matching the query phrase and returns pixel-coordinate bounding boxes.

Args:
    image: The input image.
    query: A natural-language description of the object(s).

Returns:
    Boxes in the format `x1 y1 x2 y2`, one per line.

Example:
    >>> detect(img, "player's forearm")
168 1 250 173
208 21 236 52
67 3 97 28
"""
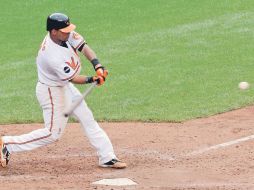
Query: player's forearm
70 75 88 84
70 75 104 85
81 44 97 61
81 44 106 74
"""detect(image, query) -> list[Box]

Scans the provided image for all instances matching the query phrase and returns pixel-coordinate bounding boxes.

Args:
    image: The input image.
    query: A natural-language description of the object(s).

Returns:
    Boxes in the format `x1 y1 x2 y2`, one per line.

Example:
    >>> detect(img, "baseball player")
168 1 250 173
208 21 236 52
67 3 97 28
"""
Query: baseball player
0 13 126 169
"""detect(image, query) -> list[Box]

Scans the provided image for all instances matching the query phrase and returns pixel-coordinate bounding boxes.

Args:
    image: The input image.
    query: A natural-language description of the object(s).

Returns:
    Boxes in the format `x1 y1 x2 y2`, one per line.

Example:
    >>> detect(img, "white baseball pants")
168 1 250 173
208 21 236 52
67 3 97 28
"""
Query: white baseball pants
3 82 116 165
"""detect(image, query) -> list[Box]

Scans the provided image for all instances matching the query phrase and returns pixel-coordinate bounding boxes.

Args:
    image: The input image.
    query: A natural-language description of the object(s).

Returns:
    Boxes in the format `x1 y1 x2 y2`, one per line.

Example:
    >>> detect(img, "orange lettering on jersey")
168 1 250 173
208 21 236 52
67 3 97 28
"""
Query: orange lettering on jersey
65 57 78 70
73 32 81 40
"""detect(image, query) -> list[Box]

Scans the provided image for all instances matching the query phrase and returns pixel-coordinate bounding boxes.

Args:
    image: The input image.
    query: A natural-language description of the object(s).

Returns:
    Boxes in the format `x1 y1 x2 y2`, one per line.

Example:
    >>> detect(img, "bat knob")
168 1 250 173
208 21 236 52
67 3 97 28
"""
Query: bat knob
64 113 69 117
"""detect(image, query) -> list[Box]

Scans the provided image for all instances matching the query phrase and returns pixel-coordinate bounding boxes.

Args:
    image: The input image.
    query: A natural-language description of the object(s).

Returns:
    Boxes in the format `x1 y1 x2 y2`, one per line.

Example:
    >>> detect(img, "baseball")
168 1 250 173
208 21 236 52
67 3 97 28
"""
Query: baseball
238 82 250 90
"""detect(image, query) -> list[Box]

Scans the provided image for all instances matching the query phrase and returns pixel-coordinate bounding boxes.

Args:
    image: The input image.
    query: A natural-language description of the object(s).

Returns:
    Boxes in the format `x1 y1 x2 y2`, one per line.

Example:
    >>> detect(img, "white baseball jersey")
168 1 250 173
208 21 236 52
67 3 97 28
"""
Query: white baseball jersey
3 30 118 166
37 31 85 86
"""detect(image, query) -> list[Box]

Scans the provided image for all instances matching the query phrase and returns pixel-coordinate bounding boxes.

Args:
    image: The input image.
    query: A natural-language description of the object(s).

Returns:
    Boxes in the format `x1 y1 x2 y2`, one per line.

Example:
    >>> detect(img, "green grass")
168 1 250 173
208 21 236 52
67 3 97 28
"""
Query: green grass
1 0 254 123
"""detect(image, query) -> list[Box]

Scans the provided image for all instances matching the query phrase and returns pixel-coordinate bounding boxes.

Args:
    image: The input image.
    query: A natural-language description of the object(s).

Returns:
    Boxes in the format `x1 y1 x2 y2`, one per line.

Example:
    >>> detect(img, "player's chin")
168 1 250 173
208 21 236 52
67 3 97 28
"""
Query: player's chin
61 36 69 42
61 38 68 43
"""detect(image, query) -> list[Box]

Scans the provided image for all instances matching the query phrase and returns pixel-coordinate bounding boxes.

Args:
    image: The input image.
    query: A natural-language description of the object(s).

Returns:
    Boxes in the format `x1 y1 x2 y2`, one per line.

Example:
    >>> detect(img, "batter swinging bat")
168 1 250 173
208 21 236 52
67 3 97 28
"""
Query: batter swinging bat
64 82 97 117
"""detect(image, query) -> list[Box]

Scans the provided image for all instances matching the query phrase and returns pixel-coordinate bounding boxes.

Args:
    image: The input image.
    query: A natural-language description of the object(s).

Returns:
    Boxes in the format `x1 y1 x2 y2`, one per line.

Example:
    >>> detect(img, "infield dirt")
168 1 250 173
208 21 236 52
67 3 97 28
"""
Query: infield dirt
1 106 254 189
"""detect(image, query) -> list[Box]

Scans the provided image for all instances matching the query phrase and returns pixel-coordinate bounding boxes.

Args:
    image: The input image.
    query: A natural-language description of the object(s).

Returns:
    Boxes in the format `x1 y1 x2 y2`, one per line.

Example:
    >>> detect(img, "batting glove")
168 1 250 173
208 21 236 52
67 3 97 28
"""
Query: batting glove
96 67 108 78
85 75 105 86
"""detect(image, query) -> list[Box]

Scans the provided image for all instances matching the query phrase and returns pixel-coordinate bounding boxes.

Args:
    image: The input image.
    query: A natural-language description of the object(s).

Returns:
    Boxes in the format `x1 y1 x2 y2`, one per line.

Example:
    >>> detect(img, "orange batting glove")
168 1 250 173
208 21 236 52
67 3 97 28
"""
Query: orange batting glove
96 67 108 78
93 75 105 86
85 75 105 86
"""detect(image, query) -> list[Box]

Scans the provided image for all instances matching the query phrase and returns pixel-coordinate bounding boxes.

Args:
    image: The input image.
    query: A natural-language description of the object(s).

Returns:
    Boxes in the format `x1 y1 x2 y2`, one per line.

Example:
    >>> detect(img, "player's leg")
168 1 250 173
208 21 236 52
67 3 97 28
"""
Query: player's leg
1 83 69 167
66 83 126 168
74 101 115 162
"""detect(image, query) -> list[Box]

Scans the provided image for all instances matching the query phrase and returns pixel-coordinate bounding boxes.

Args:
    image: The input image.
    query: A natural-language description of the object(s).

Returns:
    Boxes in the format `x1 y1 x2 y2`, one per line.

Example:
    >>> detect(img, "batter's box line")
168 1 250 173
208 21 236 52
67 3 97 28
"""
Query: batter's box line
118 134 254 161
185 134 254 157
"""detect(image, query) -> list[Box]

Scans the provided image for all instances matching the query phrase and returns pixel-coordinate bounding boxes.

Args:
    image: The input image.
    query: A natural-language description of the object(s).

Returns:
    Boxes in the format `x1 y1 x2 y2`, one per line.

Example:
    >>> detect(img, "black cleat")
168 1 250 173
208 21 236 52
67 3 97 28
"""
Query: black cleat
100 159 127 169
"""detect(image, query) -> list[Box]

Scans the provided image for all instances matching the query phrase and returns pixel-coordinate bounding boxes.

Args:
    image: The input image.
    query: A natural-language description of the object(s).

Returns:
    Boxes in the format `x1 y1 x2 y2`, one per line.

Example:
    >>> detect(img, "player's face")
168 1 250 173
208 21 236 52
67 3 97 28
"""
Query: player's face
50 29 71 45
56 30 70 42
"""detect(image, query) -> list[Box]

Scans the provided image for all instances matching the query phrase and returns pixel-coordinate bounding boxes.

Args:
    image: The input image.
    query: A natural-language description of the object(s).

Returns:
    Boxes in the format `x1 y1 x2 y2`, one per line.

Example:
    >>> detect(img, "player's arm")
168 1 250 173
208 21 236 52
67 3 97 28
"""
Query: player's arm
70 74 105 86
68 31 108 78
79 44 96 61
78 44 108 78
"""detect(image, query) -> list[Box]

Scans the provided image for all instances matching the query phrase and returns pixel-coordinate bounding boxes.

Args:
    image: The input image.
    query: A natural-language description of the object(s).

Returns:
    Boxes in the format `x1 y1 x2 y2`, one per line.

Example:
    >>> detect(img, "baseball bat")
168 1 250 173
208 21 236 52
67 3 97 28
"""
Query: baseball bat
64 82 97 117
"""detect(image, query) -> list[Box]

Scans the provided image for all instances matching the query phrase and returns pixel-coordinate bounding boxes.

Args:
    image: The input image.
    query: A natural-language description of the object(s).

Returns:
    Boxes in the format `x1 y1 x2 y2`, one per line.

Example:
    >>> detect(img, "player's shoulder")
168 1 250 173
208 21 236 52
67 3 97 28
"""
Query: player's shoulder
69 31 83 40
68 31 85 50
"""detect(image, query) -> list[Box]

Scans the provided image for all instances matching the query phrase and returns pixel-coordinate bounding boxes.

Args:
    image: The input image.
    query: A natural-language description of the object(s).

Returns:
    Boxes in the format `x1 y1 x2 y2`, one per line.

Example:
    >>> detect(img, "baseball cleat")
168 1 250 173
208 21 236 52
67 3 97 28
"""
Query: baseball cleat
0 138 10 168
100 159 127 169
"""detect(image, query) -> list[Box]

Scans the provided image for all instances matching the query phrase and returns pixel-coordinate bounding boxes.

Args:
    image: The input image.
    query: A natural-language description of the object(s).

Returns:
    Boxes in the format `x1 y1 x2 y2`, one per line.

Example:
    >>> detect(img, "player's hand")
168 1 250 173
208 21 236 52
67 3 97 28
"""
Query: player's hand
85 75 105 86
96 66 108 79
92 75 105 86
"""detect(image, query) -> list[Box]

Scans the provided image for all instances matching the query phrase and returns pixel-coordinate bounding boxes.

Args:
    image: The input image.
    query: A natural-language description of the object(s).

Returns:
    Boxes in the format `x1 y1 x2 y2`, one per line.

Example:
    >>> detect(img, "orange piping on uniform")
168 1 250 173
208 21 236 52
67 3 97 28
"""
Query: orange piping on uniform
5 134 52 145
48 87 54 132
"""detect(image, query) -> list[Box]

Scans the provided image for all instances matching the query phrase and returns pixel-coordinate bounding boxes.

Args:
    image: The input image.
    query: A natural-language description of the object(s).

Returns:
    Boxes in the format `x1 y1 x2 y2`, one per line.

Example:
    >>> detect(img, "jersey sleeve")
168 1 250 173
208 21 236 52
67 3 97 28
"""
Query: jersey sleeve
54 60 81 82
68 31 86 50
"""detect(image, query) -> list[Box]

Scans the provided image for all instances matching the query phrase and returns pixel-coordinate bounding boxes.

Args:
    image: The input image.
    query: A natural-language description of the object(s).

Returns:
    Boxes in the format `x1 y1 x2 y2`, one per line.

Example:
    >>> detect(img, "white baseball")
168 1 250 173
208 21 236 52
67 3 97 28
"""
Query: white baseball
238 82 250 90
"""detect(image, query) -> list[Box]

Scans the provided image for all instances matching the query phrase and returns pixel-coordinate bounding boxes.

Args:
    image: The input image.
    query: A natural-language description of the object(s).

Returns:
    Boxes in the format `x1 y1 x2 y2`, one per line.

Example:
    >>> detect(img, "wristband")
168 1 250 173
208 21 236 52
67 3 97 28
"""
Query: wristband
91 58 103 70
91 58 100 67
84 76 94 84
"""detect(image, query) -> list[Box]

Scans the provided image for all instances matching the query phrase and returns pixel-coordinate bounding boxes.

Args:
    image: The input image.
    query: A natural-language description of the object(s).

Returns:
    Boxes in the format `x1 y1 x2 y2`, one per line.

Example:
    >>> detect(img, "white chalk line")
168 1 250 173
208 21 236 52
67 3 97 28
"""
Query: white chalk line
119 134 254 160
186 134 254 157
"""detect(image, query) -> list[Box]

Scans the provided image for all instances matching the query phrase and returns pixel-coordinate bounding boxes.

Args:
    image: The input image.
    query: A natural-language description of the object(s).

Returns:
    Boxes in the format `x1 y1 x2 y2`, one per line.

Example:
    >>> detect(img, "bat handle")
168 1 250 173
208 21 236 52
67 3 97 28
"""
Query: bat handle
63 82 97 117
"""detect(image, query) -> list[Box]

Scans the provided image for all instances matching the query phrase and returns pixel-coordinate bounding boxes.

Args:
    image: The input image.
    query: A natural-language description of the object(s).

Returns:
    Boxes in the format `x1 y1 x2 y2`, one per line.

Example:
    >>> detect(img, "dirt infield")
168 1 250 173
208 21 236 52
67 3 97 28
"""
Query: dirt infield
1 106 254 189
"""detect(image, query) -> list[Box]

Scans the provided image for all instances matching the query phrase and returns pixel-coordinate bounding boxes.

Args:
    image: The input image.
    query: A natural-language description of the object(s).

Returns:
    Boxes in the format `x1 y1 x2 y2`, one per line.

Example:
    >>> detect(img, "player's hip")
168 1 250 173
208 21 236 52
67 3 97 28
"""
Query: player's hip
36 82 81 108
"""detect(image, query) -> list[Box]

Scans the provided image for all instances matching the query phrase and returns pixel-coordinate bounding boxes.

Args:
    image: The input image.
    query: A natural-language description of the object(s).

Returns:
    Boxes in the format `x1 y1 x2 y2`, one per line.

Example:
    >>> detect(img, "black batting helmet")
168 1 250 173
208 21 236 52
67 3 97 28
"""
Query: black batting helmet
46 13 76 33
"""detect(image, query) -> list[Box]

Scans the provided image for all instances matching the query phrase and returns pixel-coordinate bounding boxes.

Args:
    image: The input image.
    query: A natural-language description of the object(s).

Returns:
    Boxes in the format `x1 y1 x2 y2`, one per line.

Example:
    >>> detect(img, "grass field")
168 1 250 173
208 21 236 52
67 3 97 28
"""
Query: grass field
0 0 254 124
